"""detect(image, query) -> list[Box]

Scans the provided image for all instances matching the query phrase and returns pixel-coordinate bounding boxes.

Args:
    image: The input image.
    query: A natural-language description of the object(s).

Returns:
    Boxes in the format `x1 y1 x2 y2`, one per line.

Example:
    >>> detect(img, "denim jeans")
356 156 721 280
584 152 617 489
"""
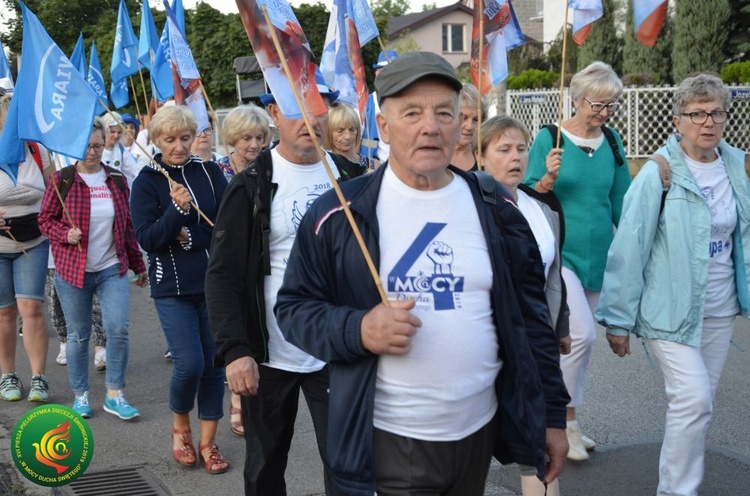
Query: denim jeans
0 239 49 308
55 264 130 395
154 295 224 420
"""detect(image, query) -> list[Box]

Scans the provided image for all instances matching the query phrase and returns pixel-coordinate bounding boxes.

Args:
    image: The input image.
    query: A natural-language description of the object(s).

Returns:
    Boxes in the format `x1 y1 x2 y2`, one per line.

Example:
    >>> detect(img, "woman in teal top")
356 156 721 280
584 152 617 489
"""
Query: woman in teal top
524 61 631 462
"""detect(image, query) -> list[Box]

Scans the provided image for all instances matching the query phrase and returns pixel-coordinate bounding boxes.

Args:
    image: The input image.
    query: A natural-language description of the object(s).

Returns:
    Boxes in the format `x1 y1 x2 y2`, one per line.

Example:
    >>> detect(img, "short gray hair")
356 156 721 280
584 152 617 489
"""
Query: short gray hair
672 74 731 116
222 104 271 146
460 83 487 120
570 61 623 103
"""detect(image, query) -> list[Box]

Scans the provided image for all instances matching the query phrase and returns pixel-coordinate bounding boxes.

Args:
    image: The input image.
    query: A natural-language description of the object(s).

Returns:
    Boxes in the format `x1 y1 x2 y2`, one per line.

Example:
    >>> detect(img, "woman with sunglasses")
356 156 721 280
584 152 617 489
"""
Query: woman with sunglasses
524 61 631 462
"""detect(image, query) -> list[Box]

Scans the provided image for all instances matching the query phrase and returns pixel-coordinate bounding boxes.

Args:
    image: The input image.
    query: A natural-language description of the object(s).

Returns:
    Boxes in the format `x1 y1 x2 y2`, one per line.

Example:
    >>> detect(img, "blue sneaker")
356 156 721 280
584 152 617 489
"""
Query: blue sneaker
73 392 92 418
103 391 140 420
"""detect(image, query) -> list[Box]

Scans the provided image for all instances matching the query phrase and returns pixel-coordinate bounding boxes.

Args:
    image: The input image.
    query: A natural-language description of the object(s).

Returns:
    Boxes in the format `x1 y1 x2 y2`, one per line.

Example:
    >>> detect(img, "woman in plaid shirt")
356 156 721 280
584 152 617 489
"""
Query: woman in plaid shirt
38 117 148 420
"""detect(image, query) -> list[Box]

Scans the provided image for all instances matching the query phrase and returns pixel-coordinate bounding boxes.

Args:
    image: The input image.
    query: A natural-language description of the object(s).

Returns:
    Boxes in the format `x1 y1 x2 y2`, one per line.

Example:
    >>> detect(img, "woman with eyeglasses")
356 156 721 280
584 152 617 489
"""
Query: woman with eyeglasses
38 117 148 418
524 61 631 461
190 115 223 164
597 74 749 496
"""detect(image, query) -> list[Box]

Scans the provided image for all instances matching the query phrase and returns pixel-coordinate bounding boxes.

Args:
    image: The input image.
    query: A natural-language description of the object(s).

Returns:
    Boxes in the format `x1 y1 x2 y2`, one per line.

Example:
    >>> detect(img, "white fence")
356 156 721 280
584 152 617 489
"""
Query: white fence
505 86 750 158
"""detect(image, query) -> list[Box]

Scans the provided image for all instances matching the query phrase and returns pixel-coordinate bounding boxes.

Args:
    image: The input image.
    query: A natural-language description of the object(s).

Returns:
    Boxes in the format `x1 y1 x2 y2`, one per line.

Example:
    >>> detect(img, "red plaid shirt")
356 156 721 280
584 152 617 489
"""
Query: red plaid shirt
38 166 146 288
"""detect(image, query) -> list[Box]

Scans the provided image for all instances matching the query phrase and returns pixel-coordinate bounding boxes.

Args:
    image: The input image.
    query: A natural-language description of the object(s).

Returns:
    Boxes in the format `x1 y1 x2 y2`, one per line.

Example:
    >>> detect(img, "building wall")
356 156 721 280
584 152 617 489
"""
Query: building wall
401 10 474 68
512 0 544 45
542 0 567 45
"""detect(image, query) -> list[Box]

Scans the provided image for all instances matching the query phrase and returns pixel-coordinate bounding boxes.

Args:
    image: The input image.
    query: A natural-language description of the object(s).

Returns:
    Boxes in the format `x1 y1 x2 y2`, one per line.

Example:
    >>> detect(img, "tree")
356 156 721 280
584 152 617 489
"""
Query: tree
0 0 139 55
371 0 410 20
547 26 579 77
672 0 730 82
576 0 622 74
725 0 750 62
622 0 673 84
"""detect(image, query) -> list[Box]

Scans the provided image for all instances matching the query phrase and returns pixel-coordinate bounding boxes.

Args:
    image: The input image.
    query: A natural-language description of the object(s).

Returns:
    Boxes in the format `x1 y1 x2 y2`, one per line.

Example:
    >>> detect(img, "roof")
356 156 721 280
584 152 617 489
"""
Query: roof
388 1 473 39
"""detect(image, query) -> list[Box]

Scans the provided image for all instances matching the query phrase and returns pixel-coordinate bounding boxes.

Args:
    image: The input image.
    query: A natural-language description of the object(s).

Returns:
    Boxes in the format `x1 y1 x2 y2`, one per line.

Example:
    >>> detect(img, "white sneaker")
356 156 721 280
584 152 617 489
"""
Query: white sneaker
580 432 596 451
94 349 106 371
566 424 591 461
56 344 67 366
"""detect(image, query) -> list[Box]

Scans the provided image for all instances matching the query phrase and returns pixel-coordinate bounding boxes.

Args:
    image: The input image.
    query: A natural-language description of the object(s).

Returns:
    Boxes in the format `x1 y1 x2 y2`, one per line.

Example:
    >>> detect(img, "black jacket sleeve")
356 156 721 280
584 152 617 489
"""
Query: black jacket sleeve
205 172 255 367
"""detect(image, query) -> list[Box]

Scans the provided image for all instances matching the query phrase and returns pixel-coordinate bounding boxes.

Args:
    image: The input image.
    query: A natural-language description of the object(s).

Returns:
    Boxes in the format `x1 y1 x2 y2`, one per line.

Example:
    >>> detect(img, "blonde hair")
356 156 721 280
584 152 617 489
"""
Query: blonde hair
0 93 11 131
222 104 271 146
460 83 487 121
570 61 623 103
327 103 361 152
149 105 197 142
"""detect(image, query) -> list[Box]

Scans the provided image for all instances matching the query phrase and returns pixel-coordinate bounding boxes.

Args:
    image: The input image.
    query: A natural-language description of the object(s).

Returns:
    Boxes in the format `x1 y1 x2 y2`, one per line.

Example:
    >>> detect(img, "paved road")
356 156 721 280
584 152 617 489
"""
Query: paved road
1 282 749 495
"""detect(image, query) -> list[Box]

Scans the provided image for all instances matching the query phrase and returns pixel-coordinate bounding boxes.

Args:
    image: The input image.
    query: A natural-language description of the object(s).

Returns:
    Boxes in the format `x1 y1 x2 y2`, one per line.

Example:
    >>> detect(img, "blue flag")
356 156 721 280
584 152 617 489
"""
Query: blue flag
0 3 97 183
138 1 159 71
88 41 109 115
151 22 174 102
320 0 376 119
164 0 208 132
172 0 186 35
0 38 13 91
70 32 86 77
111 0 139 108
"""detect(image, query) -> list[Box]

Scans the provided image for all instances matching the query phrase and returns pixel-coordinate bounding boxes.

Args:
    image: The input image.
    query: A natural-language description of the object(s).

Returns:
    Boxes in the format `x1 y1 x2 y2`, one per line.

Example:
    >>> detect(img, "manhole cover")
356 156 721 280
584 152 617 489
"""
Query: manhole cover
55 466 171 496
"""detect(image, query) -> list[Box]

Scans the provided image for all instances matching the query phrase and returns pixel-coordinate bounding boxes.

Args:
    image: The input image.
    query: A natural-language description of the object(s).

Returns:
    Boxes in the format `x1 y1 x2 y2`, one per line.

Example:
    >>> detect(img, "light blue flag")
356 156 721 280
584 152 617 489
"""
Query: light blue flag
138 1 159 70
164 0 208 132
0 38 14 91
151 23 174 101
70 32 86 77
111 0 139 108
172 0 186 35
0 3 97 183
87 41 108 115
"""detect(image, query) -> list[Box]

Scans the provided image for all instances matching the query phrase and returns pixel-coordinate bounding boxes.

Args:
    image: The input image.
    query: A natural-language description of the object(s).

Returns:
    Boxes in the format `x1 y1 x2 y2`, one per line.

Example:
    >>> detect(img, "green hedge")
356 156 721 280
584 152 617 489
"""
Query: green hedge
721 61 750 84
506 69 560 90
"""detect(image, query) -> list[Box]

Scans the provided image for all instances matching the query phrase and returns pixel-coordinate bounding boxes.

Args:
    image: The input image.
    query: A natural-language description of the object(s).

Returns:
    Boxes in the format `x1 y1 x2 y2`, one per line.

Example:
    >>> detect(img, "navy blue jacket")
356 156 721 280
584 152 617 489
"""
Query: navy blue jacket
275 164 569 495
130 154 227 298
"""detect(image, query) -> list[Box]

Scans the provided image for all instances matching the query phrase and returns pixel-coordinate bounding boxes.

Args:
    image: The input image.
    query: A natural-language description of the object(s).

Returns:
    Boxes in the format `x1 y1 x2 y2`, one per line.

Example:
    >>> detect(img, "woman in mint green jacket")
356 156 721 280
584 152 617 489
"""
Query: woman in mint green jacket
596 74 750 496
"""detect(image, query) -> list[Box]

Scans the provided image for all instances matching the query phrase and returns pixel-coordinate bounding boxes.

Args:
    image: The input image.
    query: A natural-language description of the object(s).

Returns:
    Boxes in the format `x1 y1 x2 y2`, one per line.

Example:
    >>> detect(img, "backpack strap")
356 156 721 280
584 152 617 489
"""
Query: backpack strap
601 126 625 167
543 125 563 148
474 170 497 206
57 166 77 202
27 143 44 173
650 153 671 214
103 165 128 193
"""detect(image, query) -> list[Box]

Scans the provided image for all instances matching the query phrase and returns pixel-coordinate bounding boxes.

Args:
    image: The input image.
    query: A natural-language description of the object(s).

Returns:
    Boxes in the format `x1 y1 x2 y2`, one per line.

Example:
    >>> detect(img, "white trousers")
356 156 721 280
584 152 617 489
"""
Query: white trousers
560 267 599 408
646 315 735 496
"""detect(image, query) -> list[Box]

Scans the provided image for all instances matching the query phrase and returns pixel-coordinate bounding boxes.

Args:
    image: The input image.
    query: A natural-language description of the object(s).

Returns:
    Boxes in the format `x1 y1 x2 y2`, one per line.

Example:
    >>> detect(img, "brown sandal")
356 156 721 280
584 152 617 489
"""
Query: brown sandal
229 407 244 436
171 427 196 467
199 443 229 474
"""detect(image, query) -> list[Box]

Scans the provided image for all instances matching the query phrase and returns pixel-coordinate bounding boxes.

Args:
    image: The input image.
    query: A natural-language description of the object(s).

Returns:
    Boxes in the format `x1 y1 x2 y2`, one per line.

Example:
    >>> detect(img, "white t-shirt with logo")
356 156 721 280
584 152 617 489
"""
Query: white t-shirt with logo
79 169 118 273
516 190 555 281
684 152 739 317
264 149 340 372
373 167 502 441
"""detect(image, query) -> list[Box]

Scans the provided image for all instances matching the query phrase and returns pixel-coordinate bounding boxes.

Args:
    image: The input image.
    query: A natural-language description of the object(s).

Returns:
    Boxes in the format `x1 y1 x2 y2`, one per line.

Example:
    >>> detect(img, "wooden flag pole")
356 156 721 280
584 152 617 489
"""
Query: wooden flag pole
99 100 215 227
198 80 238 175
129 76 143 122
261 6 388 305
476 0 484 170
50 177 83 253
376 36 390 63
137 62 151 121
556 0 572 148
5 231 29 258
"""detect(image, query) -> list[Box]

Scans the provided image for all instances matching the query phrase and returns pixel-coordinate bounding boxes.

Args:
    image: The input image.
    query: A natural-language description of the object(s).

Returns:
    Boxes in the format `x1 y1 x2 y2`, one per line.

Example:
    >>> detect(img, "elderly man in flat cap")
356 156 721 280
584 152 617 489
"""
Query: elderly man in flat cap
275 51 569 496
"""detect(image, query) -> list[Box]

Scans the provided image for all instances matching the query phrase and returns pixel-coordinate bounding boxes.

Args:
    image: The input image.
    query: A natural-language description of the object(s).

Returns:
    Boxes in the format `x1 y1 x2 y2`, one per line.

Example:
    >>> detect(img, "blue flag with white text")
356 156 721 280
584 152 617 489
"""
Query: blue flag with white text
70 32 86 77
138 1 159 71
0 38 14 91
0 3 97 182
88 41 109 115
111 0 138 108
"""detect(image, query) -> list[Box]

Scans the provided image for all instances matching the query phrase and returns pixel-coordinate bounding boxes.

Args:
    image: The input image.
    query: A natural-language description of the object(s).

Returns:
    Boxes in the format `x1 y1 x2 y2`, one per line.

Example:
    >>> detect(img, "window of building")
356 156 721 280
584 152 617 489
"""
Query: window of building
442 23 465 53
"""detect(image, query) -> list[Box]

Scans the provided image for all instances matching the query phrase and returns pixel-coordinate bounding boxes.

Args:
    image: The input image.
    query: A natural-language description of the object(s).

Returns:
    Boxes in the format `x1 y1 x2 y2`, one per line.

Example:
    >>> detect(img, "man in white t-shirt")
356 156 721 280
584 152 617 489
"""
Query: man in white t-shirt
205 73 366 495
274 52 570 496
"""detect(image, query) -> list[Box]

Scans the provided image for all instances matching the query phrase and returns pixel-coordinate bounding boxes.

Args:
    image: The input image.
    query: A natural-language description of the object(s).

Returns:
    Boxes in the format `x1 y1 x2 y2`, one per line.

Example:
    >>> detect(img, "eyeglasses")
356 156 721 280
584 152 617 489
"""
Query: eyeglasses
680 110 729 124
584 98 621 113
87 144 105 153
198 127 214 136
